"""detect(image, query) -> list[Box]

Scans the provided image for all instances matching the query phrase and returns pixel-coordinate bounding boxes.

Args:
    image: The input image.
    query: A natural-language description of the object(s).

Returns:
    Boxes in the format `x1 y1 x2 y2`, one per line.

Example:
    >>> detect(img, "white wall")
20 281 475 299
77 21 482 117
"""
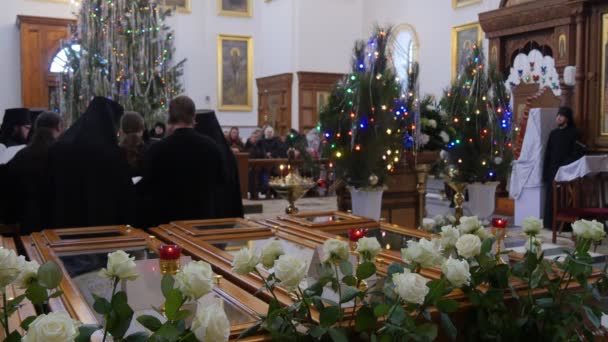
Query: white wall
362 0 501 99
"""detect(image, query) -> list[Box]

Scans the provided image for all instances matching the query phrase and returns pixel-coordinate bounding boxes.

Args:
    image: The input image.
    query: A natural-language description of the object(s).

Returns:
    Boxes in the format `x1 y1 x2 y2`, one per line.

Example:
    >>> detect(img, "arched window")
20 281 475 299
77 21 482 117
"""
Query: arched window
390 24 419 91
49 44 81 73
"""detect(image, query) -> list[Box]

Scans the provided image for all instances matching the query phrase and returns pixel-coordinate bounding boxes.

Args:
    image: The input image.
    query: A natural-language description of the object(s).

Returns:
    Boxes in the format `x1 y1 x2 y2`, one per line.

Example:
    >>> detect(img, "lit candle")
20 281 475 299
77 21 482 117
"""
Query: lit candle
348 228 367 242
159 244 181 260
491 218 507 229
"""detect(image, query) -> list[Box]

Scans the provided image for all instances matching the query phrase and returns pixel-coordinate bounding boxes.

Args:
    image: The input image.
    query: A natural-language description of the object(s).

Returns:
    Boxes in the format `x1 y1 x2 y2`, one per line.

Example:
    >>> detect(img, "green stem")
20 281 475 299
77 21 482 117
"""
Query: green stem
333 263 343 323
102 278 120 342
253 269 280 304
527 235 533 311
2 291 9 338
297 288 313 323
178 331 194 341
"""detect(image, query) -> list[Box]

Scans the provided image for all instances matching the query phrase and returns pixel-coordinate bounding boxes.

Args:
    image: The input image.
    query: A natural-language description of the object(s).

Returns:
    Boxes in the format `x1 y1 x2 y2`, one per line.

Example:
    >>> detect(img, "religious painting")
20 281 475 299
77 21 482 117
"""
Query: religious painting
558 34 567 60
452 0 482 9
163 0 191 13
218 0 252 17
451 22 482 81
218 34 253 111
601 14 608 134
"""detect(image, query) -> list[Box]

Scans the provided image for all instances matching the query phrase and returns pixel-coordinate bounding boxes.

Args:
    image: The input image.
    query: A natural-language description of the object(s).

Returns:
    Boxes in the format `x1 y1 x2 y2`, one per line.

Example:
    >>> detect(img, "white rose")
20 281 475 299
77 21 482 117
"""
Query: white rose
446 215 456 224
322 239 349 264
401 238 444 268
260 240 285 269
22 312 81 342
524 236 542 256
0 247 25 287
455 234 482 258
440 225 460 249
433 215 447 227
15 260 40 289
232 248 259 275
355 237 382 261
439 131 450 143
475 228 492 241
392 270 430 305
441 257 471 287
458 216 482 234
191 299 230 342
274 255 307 292
175 261 214 300
573 219 606 242
522 217 542 236
98 250 138 281
428 119 437 128
421 218 435 232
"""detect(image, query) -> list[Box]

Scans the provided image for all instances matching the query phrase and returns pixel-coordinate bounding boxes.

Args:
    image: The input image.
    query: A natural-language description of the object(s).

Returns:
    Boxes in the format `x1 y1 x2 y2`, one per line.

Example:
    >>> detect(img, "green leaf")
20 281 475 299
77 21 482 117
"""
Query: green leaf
161 274 174 298
7 294 26 309
109 291 134 339
340 286 359 303
268 299 281 315
25 282 48 305
319 306 340 327
355 305 375 332
536 297 554 308
373 303 390 317
164 288 183 321
339 260 353 276
173 309 191 321
328 327 348 342
583 306 600 328
124 332 149 342
387 262 404 277
389 305 406 325
37 261 62 289
480 237 494 255
436 299 459 313
20 315 37 330
440 313 457 340
309 325 327 338
530 265 544 289
137 315 163 332
342 275 357 286
5 331 22 342
49 290 64 299
239 321 262 339
74 324 102 342
416 323 438 340
357 261 376 280
92 294 112 315
150 322 181 341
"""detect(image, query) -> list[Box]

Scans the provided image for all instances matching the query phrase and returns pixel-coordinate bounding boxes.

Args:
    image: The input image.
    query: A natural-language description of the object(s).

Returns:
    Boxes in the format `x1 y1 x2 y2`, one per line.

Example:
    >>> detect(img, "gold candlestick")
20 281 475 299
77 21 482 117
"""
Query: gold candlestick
447 182 466 224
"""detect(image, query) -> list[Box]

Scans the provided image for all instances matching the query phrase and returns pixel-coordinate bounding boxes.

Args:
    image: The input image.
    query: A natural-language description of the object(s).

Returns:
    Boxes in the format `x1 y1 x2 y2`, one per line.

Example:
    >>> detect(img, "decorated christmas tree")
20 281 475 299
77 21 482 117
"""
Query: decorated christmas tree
319 27 409 189
59 0 185 124
440 44 513 184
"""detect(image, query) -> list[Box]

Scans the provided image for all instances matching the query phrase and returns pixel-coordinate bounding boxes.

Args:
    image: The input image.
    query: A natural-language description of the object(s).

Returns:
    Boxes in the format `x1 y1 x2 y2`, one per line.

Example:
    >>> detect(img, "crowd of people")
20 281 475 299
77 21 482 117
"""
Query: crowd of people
0 96 243 234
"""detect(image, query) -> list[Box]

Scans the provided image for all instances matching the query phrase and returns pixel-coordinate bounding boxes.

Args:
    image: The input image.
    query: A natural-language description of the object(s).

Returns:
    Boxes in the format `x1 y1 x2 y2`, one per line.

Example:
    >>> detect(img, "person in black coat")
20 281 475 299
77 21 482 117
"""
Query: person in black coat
542 106 584 229
4 112 63 234
47 97 135 228
195 110 244 218
136 96 226 228
0 108 31 147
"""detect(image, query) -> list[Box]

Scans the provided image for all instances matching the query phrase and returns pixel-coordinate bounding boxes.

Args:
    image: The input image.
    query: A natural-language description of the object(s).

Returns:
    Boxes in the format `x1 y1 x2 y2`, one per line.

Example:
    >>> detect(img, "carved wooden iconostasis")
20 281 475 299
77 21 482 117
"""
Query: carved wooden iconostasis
480 0 608 151
17 15 75 109
256 73 292 136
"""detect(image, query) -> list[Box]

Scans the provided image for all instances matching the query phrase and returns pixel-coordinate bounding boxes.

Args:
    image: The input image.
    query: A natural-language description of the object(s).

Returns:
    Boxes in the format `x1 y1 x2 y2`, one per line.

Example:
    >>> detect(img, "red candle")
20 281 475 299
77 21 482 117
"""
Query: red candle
159 244 181 260
348 228 368 242
491 218 508 229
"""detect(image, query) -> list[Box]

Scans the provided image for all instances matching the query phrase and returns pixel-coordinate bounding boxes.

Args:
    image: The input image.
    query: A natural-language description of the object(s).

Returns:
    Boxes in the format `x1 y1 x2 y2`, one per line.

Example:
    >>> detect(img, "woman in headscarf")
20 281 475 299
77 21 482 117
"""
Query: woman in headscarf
47 97 135 228
194 110 244 218
3 112 63 234
0 108 31 147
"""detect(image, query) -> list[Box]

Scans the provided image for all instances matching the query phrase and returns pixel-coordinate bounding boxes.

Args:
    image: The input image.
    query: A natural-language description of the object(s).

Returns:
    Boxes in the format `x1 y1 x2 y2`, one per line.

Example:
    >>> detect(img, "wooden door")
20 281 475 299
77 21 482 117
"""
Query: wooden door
256 73 292 135
297 72 343 132
17 16 74 108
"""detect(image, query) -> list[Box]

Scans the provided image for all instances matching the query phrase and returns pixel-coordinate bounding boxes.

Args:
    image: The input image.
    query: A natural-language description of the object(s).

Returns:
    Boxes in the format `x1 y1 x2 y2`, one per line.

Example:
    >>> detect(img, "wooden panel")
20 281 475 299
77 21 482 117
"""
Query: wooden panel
256 73 292 135
297 72 344 132
17 15 74 108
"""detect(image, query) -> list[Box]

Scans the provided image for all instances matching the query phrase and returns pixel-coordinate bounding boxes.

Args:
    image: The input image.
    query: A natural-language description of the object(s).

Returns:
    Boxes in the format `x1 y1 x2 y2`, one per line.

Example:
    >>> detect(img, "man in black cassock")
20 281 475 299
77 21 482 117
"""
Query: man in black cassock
194 110 244 218
0 108 31 147
4 112 63 234
136 96 226 228
47 97 135 228
542 106 583 229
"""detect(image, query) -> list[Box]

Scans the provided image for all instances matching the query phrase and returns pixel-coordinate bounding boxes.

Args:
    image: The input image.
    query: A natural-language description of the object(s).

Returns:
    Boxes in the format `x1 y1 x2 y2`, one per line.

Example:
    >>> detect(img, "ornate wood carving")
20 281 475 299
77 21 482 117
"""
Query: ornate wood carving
256 73 292 135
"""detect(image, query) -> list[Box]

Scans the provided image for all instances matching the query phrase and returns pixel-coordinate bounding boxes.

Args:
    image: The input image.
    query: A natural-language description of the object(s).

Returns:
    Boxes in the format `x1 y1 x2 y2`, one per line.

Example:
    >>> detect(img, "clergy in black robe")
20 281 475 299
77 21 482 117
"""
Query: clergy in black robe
0 108 31 147
47 97 135 228
136 96 226 228
3 112 63 234
194 110 244 218
542 106 584 229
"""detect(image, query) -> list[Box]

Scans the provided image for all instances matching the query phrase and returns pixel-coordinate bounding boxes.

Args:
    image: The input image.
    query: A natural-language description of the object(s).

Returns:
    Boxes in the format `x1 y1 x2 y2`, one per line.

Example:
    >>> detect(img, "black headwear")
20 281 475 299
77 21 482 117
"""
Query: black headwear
1 108 31 146
557 106 575 128
194 110 244 218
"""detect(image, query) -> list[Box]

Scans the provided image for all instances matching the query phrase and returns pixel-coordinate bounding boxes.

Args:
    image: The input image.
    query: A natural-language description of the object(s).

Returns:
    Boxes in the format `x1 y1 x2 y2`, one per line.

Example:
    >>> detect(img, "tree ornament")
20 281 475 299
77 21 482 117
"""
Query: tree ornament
369 174 379 186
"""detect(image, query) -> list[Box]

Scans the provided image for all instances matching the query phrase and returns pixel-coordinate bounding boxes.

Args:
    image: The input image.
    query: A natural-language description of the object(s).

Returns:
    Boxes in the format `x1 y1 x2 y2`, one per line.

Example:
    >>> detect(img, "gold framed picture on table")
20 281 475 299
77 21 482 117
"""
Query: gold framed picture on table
217 34 253 111
218 0 253 17
451 22 483 81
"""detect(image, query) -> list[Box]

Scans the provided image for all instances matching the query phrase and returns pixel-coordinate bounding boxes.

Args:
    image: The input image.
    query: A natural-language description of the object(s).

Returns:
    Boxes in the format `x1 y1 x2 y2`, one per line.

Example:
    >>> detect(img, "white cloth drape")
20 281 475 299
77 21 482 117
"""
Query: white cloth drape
554 155 608 182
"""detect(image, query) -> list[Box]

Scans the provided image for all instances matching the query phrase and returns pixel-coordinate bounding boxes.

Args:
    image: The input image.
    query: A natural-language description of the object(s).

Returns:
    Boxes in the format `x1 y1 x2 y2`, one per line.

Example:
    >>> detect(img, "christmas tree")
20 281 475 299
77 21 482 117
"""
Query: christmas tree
59 0 185 125
319 27 409 189
440 44 513 184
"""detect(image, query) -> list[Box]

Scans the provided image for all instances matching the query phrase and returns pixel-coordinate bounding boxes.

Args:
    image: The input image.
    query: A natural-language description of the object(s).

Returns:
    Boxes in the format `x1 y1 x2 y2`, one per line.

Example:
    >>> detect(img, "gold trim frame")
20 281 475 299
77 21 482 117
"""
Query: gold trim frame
217 34 253 111
451 22 483 81
601 13 608 135
218 0 253 17
452 0 482 8
163 0 192 14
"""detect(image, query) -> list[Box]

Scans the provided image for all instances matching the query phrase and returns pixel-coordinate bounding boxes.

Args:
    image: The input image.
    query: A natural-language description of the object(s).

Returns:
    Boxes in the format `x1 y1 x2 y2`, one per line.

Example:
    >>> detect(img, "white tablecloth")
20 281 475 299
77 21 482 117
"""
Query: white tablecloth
554 155 608 182
509 108 557 199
